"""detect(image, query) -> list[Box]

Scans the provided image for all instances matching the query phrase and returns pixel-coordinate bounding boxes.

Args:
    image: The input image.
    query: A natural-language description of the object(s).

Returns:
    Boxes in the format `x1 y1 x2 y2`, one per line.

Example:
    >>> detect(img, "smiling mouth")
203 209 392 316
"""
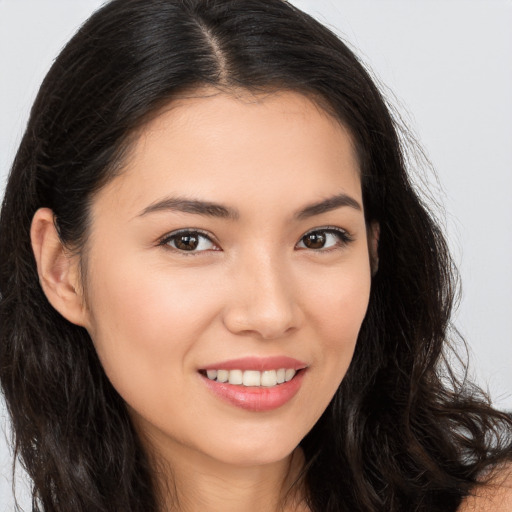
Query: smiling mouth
199 368 302 388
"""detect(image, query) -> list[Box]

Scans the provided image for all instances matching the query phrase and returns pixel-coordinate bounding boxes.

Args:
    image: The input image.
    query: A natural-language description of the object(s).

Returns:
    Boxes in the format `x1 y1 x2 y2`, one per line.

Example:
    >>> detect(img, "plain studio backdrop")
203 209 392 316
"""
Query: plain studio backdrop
0 0 511 508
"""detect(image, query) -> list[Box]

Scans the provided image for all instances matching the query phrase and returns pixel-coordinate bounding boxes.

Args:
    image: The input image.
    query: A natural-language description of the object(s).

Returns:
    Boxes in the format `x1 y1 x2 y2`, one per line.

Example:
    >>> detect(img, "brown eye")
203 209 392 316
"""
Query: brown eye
302 232 326 249
297 228 352 251
175 233 199 251
163 231 216 252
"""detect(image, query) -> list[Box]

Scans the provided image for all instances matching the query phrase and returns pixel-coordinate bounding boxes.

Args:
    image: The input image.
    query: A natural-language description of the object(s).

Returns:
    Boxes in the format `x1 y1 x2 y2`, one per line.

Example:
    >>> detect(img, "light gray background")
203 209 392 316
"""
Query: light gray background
1 0 511 508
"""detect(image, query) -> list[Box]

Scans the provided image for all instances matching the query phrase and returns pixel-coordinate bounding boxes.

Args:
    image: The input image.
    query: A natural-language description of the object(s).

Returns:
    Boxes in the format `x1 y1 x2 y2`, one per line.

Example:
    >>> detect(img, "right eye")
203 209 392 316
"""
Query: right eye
296 227 353 251
160 230 218 253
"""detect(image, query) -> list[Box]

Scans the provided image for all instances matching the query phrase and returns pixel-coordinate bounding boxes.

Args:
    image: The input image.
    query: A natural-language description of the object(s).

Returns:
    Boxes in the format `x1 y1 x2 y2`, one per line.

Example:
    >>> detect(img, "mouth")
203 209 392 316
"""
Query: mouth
198 358 307 411
198 368 303 388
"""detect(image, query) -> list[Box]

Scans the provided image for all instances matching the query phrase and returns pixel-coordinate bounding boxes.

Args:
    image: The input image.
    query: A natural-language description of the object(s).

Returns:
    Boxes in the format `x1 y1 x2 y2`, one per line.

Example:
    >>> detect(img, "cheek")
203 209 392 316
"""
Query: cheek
329 271 371 342
305 256 371 338
302 256 371 383
83 254 223 390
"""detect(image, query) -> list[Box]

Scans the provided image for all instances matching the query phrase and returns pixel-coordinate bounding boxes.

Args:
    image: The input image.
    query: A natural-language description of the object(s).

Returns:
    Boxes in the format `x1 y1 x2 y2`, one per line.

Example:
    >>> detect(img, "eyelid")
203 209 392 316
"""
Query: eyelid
158 228 220 254
296 225 354 250
157 225 353 254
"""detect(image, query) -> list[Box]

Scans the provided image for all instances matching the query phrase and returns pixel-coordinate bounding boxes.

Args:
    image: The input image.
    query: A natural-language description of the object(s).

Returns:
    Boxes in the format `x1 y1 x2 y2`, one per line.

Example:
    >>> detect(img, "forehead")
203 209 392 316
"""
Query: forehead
93 89 362 218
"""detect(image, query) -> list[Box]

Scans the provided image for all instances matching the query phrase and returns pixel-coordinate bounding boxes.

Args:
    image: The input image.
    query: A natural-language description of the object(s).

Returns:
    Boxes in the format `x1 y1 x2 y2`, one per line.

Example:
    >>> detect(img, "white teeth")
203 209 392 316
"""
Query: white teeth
204 368 299 387
243 370 261 387
217 369 229 383
206 369 218 380
285 369 296 382
228 369 243 385
261 370 277 387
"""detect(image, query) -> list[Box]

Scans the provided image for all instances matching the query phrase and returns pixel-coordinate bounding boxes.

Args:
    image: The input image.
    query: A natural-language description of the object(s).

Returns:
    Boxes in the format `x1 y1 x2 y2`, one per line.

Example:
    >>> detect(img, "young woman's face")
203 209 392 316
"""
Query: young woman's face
82 90 374 467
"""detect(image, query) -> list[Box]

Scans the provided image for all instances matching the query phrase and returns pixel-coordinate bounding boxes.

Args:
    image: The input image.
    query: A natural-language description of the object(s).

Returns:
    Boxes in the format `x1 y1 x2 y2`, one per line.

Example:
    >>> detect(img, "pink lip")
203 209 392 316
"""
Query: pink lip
200 356 308 372
200 369 306 412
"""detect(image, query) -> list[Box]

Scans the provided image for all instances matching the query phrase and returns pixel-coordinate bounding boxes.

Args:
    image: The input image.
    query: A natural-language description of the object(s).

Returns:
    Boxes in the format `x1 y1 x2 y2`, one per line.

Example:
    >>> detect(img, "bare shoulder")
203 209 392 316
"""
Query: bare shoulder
457 464 512 512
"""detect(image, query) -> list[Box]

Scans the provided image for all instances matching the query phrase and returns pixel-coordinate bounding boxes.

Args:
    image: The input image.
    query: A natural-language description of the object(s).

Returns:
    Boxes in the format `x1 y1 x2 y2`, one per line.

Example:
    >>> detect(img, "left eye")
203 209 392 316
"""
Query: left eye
162 231 216 252
296 229 350 250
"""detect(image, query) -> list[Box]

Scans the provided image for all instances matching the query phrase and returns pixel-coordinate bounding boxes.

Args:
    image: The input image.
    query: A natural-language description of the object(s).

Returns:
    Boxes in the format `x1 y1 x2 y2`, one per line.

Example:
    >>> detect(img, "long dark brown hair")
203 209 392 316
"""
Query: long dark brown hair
1 0 511 510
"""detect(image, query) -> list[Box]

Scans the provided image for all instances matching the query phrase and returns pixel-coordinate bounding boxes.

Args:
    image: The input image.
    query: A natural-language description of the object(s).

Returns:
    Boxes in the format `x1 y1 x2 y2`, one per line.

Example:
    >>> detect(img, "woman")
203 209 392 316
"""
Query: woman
0 0 511 510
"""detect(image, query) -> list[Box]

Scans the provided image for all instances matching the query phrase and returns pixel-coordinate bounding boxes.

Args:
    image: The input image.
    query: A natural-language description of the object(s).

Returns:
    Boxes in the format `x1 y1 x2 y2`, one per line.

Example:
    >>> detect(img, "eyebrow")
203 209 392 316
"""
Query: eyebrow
139 197 239 220
138 193 361 220
295 193 361 219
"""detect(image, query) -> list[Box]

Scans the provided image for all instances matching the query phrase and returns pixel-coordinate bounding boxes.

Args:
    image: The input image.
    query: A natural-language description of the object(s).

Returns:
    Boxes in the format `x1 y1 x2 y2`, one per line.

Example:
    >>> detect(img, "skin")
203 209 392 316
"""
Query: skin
30 88 512 511
458 466 512 512
32 89 376 511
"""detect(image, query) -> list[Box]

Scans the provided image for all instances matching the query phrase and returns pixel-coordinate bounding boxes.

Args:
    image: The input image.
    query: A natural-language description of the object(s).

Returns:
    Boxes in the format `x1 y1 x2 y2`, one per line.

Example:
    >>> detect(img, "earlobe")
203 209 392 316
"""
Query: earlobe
368 221 380 276
30 208 88 327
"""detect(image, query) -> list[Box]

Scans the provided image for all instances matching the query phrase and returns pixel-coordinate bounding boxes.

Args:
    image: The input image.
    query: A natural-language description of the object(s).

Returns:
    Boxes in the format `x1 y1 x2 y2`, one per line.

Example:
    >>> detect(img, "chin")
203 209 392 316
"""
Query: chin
207 433 302 467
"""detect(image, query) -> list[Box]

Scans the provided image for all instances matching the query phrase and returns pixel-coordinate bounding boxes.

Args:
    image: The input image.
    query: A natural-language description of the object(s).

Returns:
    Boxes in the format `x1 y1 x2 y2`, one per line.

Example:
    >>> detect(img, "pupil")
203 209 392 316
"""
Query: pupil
176 234 198 250
305 232 325 249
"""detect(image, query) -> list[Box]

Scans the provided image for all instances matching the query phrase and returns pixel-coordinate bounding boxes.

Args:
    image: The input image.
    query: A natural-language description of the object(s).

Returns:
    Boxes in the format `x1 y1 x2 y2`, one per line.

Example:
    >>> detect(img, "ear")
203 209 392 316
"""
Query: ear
368 221 380 276
30 208 89 327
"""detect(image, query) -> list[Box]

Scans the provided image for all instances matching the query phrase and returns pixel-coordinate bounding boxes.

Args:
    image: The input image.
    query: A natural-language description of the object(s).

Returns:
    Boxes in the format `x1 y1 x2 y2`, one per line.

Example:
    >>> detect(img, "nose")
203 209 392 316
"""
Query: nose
222 250 303 340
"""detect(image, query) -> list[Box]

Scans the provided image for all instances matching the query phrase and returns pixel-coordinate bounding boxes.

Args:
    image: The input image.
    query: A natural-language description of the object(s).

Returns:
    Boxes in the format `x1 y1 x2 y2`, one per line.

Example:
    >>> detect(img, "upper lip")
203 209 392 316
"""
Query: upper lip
200 356 308 372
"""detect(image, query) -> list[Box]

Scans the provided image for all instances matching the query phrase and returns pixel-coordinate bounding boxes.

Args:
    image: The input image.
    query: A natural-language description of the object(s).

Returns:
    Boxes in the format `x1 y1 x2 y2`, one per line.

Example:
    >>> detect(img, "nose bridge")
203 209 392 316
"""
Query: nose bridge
223 244 300 339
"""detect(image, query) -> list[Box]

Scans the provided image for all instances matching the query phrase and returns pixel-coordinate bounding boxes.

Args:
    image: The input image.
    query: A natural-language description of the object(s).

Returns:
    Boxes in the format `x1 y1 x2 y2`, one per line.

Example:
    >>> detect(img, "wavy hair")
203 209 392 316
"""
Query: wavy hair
1 0 511 510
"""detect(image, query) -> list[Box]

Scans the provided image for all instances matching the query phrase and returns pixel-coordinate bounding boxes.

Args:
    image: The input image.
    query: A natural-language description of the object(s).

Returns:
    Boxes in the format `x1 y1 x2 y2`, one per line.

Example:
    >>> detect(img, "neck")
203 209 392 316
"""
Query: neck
146 436 307 512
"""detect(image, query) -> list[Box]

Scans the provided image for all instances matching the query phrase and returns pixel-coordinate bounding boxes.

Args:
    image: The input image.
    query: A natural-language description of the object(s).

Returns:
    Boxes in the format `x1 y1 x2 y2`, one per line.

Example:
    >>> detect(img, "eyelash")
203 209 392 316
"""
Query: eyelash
158 226 354 256
158 229 219 255
297 226 354 252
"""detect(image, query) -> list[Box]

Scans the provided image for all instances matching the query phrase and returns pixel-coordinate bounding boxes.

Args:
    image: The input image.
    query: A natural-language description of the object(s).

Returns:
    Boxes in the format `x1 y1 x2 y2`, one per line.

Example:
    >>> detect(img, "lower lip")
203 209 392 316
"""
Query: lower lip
201 370 305 412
